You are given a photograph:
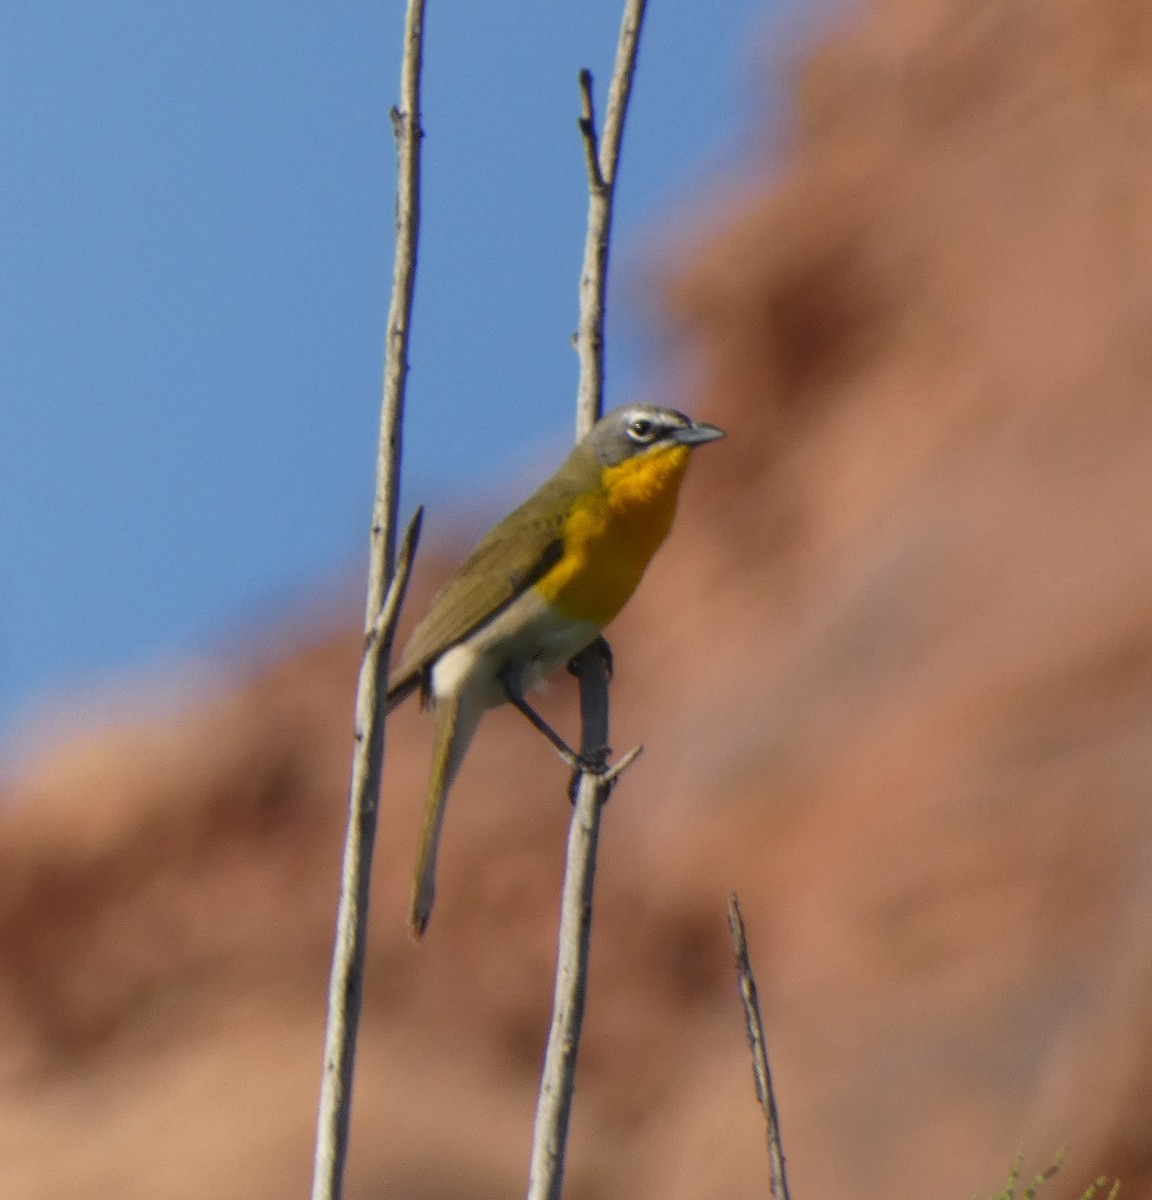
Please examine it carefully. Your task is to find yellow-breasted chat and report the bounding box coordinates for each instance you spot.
[387,403,725,937]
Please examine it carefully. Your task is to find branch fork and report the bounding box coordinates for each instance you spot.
[577,69,607,194]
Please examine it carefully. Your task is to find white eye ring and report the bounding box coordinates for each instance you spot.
[627,417,655,442]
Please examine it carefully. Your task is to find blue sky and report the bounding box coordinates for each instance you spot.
[0,1,809,742]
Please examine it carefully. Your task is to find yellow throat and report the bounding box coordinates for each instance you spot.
[535,443,692,626]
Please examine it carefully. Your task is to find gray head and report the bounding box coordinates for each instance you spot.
[582,403,725,468]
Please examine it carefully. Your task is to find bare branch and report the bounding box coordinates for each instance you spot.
[371,2,425,596]
[602,742,643,786]
[309,3,427,1198]
[574,0,648,438]
[369,507,424,643]
[727,893,793,1200]
[526,4,648,1198]
[597,0,646,191]
[577,69,605,194]
[527,646,611,1200]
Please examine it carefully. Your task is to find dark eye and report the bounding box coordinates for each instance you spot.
[627,417,655,442]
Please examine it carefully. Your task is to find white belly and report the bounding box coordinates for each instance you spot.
[429,587,601,710]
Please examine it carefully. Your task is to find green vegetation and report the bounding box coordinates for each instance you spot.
[981,1151,1119,1200]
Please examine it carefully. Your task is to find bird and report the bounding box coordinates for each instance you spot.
[387,402,725,937]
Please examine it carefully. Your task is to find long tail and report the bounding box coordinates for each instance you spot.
[408,693,482,939]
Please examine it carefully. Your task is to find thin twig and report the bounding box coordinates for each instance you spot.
[728,893,793,1200]
[309,3,426,1199]
[602,742,643,785]
[577,70,605,194]
[526,647,611,1200]
[574,0,648,438]
[526,4,648,1199]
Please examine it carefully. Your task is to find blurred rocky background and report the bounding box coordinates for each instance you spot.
[6,0,1152,1195]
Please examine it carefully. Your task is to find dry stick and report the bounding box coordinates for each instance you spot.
[525,647,614,1200]
[574,0,647,436]
[525,4,648,1200]
[728,894,793,1200]
[309,3,427,1199]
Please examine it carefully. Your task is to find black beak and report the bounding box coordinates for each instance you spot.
[672,421,726,446]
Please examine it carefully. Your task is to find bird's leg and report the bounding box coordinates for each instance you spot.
[504,691,582,769]
[565,636,613,767]
[567,635,613,681]
[500,670,602,774]
[563,638,616,801]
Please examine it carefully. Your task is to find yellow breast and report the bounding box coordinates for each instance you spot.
[535,443,691,626]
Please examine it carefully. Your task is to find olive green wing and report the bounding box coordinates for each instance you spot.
[388,487,572,701]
